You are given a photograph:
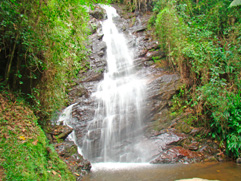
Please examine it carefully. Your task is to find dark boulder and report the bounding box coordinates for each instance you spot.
[90,7,106,20]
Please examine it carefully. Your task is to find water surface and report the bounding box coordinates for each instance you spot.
[83,162,241,181]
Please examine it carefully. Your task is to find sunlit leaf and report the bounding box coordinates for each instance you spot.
[19,136,26,140]
[229,0,241,7]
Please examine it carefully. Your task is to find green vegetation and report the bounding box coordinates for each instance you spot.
[0,0,108,125]
[150,0,241,158]
[0,92,75,180]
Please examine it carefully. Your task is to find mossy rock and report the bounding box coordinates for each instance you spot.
[54,141,78,158]
[90,7,106,20]
[65,144,78,157]
[45,125,73,143]
[175,122,192,134]
[152,108,173,131]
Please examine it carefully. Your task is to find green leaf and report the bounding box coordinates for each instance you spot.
[229,0,241,7]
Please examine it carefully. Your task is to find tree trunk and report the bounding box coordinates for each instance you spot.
[13,54,21,90]
[5,34,19,84]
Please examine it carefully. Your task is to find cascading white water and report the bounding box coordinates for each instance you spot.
[81,5,147,163]
[56,103,81,153]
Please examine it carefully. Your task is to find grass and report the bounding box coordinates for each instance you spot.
[0,92,75,180]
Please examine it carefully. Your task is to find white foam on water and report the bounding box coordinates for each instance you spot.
[91,162,152,172]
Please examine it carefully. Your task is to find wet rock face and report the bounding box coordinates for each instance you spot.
[147,116,222,164]
[150,129,203,164]
[144,73,181,123]
[151,146,202,164]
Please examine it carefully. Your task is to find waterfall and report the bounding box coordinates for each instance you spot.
[81,5,147,163]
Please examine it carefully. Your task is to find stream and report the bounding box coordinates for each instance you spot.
[83,162,241,181]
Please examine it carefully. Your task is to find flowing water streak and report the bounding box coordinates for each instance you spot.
[57,104,81,153]
[81,5,147,162]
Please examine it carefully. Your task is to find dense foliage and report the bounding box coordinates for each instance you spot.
[150,0,241,158]
[0,0,108,124]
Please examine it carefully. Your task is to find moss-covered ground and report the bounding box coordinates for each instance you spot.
[0,92,75,181]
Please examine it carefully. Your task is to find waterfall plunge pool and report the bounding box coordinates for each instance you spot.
[83,161,241,181]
